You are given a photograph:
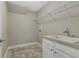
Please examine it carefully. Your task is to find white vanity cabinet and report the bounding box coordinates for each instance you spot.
[42,38,73,58]
[42,39,69,58]
[43,44,54,58]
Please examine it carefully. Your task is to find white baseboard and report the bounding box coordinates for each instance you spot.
[37,42,42,47]
[3,47,9,58]
[3,42,42,58]
[8,42,38,49]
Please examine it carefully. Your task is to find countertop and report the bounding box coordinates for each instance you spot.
[43,35,79,50]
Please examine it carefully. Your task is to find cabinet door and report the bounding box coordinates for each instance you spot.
[43,44,54,58]
[43,39,54,58]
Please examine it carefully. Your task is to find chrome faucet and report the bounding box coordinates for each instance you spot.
[63,27,70,36]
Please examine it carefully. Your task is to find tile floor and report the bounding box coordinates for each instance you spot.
[8,44,42,58]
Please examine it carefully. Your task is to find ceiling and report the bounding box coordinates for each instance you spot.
[7,1,48,14]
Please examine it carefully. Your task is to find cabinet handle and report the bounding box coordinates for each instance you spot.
[51,49,57,54]
[54,51,57,54]
[51,49,54,51]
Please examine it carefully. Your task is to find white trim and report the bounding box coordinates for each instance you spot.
[37,42,42,47]
[8,42,38,49]
[3,42,42,58]
[3,47,9,58]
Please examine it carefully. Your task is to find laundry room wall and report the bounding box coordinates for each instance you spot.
[8,11,37,46]
[0,1,8,57]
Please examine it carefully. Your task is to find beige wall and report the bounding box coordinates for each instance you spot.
[37,2,79,43]
[0,2,8,57]
[8,12,37,46]
[39,17,79,36]
[37,1,70,19]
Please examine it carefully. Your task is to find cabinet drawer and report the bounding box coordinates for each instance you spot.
[55,43,79,58]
